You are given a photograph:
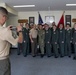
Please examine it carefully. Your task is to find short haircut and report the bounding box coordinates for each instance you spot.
[66,24,70,26]
[0,7,8,16]
[44,23,49,26]
[25,23,29,25]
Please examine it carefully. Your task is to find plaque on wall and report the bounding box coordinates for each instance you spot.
[72,18,76,22]
[18,19,28,23]
[65,15,71,26]
[45,16,55,24]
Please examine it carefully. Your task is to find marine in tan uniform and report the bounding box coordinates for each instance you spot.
[17,23,24,55]
[0,7,23,75]
[29,25,38,57]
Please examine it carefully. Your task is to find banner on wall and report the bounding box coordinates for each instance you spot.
[57,12,64,28]
[38,12,43,24]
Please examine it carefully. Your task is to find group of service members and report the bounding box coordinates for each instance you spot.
[17,22,76,60]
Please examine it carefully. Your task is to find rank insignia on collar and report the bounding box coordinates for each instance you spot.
[46,31,48,33]
[60,31,62,33]
[68,31,70,33]
[54,32,56,34]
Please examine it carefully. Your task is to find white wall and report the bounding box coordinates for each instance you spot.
[7,10,76,27]
[6,16,18,26]
[6,5,18,16]
[18,10,76,27]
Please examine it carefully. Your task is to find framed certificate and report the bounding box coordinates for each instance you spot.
[29,17,35,25]
[45,16,55,23]
[65,15,71,26]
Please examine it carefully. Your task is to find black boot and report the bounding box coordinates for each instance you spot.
[40,54,44,58]
[68,56,71,58]
[55,56,58,58]
[73,57,76,60]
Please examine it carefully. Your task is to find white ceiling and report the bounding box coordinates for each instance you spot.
[0,0,76,11]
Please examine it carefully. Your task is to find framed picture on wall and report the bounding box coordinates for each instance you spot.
[65,15,71,26]
[29,17,35,25]
[45,16,55,24]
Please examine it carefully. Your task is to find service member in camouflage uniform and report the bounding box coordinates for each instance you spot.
[38,25,45,58]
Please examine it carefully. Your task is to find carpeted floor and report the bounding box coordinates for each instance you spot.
[10,49,76,75]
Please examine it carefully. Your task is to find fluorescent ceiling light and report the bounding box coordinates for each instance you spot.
[13,5,35,7]
[66,4,76,6]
